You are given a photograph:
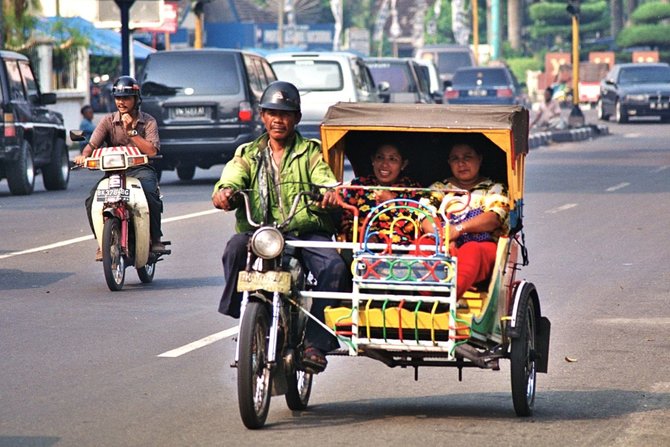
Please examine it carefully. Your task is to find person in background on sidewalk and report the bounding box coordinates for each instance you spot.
[74,76,167,261]
[531,87,566,130]
[78,105,96,152]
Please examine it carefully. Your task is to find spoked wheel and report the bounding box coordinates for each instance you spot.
[137,261,156,283]
[510,287,537,417]
[102,218,126,291]
[237,301,272,429]
[285,367,313,410]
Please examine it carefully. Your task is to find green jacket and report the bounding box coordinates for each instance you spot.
[213,132,338,234]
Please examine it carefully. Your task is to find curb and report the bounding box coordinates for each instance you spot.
[529,123,609,149]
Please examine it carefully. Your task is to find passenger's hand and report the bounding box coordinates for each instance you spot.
[213,187,235,211]
[74,154,86,166]
[320,190,339,208]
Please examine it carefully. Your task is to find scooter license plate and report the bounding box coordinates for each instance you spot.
[96,188,130,202]
[237,271,291,294]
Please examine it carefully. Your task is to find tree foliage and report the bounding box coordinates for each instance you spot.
[616,1,670,50]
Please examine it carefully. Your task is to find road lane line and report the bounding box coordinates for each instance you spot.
[158,326,239,358]
[651,166,669,173]
[545,203,577,214]
[0,209,221,261]
[605,182,630,192]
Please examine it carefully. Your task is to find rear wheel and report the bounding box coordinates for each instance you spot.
[6,141,35,195]
[176,164,195,181]
[285,368,313,411]
[43,138,70,190]
[237,301,272,429]
[511,287,537,417]
[137,261,156,283]
[102,218,126,291]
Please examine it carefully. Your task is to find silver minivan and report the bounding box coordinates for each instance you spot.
[266,51,381,139]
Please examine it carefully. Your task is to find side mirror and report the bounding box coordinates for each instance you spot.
[69,129,85,142]
[377,81,390,93]
[40,92,57,105]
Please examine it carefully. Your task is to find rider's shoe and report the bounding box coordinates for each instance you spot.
[151,241,170,254]
[95,247,103,262]
[301,346,328,374]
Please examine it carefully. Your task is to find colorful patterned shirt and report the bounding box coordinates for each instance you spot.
[340,175,423,244]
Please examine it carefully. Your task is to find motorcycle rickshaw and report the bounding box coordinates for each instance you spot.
[232,102,550,429]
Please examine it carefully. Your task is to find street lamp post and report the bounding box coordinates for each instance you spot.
[567,1,584,127]
[114,0,135,76]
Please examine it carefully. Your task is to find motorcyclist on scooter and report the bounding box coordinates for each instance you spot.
[212,81,349,374]
[74,75,167,260]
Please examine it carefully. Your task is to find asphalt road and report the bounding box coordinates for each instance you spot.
[1,113,669,446]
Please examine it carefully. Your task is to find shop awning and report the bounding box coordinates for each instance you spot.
[38,16,155,59]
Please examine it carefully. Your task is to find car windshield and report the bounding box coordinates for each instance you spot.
[437,52,473,74]
[271,60,343,91]
[452,69,509,87]
[367,62,414,93]
[618,66,670,84]
[140,52,241,96]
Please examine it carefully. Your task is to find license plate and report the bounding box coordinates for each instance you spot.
[96,188,130,202]
[237,271,291,294]
[171,106,206,118]
[467,89,488,97]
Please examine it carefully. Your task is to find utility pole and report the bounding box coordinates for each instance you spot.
[114,0,135,76]
[567,1,584,127]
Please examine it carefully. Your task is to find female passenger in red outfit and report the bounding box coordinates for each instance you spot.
[421,142,510,301]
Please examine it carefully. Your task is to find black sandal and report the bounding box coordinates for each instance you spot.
[302,346,328,374]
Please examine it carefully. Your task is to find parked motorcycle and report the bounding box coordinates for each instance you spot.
[70,130,170,291]
[232,187,330,429]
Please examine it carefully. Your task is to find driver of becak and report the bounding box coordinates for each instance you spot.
[212,81,349,374]
[75,75,167,260]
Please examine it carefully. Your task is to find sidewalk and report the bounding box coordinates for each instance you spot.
[528,105,609,149]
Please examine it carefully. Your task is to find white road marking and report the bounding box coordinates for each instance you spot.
[606,182,630,192]
[623,133,641,138]
[651,165,669,174]
[545,203,577,214]
[595,318,670,325]
[0,209,221,260]
[157,326,239,358]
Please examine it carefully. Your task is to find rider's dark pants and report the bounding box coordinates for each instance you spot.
[219,231,350,353]
[85,166,163,241]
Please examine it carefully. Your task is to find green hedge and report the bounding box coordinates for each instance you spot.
[617,24,670,48]
[631,2,670,24]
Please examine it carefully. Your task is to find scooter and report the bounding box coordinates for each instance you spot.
[70,130,170,291]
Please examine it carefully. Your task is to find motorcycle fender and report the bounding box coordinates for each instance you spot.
[127,176,150,268]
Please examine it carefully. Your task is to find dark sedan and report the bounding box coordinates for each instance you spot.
[443,66,528,107]
[597,62,670,123]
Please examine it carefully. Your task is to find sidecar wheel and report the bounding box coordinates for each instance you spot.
[510,287,537,416]
[237,301,272,429]
[137,261,156,283]
[285,368,313,411]
[102,219,125,291]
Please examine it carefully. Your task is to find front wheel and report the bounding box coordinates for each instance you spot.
[43,138,70,190]
[615,100,628,123]
[102,218,126,291]
[510,287,537,417]
[596,98,609,121]
[6,141,35,195]
[237,301,272,429]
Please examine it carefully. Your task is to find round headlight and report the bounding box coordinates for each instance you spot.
[250,227,284,259]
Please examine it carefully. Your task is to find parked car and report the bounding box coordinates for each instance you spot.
[596,62,670,124]
[0,50,68,195]
[415,44,476,89]
[365,57,435,104]
[443,66,528,107]
[138,49,277,180]
[266,51,381,139]
[415,58,443,103]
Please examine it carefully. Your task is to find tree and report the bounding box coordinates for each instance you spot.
[616,1,670,50]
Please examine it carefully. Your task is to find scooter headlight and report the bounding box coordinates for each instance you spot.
[250,227,284,259]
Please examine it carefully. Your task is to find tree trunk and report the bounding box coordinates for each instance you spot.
[625,0,638,26]
[611,0,623,37]
[508,0,522,51]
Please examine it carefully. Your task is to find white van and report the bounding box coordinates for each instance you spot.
[415,44,476,89]
[266,51,382,139]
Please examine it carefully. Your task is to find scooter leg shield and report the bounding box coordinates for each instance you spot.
[127,176,151,268]
[91,178,109,251]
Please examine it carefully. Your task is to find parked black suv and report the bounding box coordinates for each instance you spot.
[0,50,68,195]
[138,49,277,180]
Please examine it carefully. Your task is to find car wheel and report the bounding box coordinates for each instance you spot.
[6,141,35,195]
[596,98,609,121]
[615,100,628,124]
[43,138,70,190]
[176,164,196,181]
